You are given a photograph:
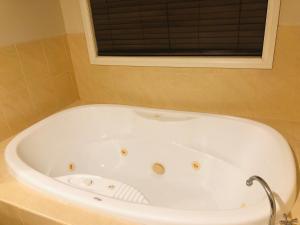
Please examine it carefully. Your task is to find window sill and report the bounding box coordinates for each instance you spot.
[89,55,273,69]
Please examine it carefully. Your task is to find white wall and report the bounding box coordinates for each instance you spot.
[60,0,84,34]
[0,0,66,46]
[280,0,300,25]
[59,0,300,35]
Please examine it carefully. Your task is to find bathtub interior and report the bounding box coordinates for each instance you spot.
[15,106,294,211]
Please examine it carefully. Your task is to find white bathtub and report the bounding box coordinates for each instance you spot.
[5,105,297,225]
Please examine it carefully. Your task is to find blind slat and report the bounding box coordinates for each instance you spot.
[90,0,268,56]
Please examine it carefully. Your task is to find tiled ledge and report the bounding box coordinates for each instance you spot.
[0,103,299,224]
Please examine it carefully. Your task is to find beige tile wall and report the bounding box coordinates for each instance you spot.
[0,201,67,225]
[67,26,300,123]
[0,201,23,225]
[0,35,79,142]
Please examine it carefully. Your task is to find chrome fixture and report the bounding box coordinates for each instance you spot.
[246,176,276,225]
[280,214,298,225]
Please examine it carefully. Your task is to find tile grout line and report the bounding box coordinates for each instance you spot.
[0,107,12,139]
[14,43,39,121]
[64,34,83,97]
[61,34,80,100]
[16,210,25,225]
[0,45,16,135]
[0,44,29,136]
[41,37,61,110]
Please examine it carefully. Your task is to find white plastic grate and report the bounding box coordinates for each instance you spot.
[56,174,149,205]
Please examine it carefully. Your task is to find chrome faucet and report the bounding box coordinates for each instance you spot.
[246,176,276,225]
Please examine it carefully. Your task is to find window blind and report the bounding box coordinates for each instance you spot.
[90,0,268,56]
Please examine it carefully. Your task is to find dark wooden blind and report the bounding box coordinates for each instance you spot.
[90,0,268,56]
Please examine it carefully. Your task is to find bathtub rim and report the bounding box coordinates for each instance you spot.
[4,104,298,225]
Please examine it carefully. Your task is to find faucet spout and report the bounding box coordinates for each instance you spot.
[246,176,276,225]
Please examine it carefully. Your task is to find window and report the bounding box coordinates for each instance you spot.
[80,0,281,68]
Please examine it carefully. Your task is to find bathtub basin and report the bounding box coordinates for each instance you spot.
[5,105,297,225]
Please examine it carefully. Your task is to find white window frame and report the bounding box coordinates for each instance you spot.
[79,0,281,69]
